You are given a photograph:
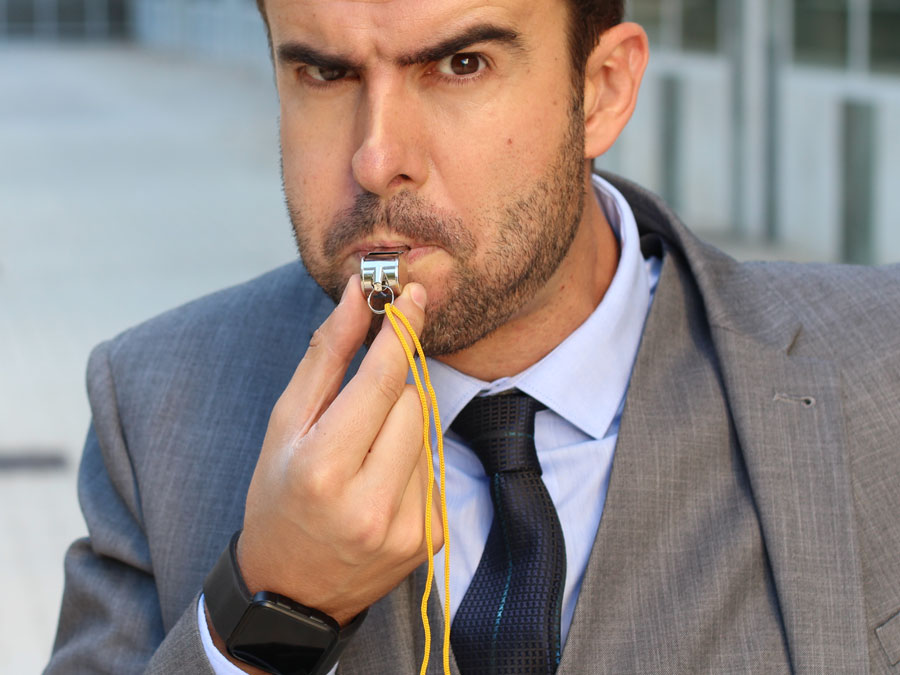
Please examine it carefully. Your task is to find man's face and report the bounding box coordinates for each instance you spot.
[270,0,587,354]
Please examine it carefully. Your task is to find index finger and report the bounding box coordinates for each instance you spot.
[309,281,428,472]
[275,274,372,437]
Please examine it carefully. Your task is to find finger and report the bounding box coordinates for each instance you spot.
[275,275,371,437]
[382,441,445,560]
[359,384,425,498]
[311,282,428,470]
[421,439,445,553]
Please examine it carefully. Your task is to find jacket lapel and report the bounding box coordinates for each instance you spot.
[561,239,793,672]
[710,326,869,673]
[608,173,869,672]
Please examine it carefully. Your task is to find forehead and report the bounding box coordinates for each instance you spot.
[266,0,566,57]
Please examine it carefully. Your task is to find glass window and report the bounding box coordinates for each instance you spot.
[870,0,900,73]
[681,0,719,52]
[629,0,664,45]
[58,0,87,38]
[794,0,849,67]
[6,0,36,36]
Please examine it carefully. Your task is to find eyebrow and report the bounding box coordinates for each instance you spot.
[397,24,524,66]
[276,23,525,72]
[277,43,355,72]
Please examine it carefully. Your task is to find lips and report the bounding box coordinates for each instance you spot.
[354,243,411,258]
[350,241,441,268]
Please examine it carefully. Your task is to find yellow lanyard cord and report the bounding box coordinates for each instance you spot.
[383,303,451,675]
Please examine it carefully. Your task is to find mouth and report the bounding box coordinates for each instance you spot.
[353,243,412,259]
[350,241,442,267]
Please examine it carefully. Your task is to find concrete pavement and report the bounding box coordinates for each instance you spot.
[0,41,294,672]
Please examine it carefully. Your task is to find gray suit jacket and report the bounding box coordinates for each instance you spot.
[46,176,900,673]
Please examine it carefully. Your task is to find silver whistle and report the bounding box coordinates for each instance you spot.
[360,251,407,314]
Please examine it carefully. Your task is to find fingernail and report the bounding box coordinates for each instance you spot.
[408,283,426,310]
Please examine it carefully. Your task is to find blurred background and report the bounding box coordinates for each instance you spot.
[1,0,898,671]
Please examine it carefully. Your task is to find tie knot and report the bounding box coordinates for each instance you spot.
[451,391,545,476]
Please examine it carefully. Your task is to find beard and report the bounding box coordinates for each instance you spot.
[287,97,586,356]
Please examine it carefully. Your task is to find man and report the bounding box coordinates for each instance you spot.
[47,0,900,673]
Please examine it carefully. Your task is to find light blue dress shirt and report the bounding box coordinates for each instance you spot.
[426,174,660,643]
[200,175,661,671]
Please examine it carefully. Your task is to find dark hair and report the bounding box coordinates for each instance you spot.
[254,0,624,82]
[566,0,625,82]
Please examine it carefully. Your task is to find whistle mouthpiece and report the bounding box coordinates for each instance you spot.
[360,250,407,314]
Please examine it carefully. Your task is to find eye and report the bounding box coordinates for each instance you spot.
[436,52,486,77]
[305,65,350,82]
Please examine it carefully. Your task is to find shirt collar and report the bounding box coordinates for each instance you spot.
[424,174,651,440]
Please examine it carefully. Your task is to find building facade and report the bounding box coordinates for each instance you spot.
[1,0,128,37]
[602,0,900,264]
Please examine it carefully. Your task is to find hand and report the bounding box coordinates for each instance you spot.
[238,276,443,626]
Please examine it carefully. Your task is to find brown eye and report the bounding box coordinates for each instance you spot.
[446,53,483,76]
[308,65,349,82]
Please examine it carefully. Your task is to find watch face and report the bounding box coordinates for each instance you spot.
[229,599,335,675]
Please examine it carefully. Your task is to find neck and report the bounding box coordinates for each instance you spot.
[436,174,619,381]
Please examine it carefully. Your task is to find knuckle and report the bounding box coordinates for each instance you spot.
[391,508,426,559]
[398,383,420,405]
[298,462,339,500]
[352,507,389,554]
[399,386,425,430]
[271,391,315,432]
[398,526,423,559]
[372,367,407,402]
[269,394,292,429]
[307,326,327,351]
[306,326,345,364]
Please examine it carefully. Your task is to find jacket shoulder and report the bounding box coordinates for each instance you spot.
[89,262,335,461]
[732,259,900,359]
[82,263,337,625]
[102,262,327,364]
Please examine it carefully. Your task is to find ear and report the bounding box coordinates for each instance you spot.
[582,22,649,160]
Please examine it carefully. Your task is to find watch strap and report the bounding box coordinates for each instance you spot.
[203,530,367,674]
[203,530,252,641]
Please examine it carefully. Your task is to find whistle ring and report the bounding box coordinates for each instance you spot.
[367,286,394,314]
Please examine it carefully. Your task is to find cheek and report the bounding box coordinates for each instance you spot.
[280,109,355,218]
[281,112,325,191]
[432,99,567,224]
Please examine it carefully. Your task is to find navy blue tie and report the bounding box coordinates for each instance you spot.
[450,391,566,675]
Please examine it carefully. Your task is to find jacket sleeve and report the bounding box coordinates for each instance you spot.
[44,341,215,674]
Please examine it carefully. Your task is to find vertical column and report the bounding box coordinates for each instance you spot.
[765,0,794,243]
[661,74,682,212]
[844,0,873,263]
[658,0,682,213]
[660,0,683,50]
[841,101,875,264]
[84,0,109,38]
[725,0,744,238]
[34,0,57,38]
[730,0,769,240]
[848,0,871,72]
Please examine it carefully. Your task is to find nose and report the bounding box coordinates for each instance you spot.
[351,78,428,197]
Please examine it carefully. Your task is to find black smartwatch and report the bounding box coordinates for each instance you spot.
[203,531,367,675]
